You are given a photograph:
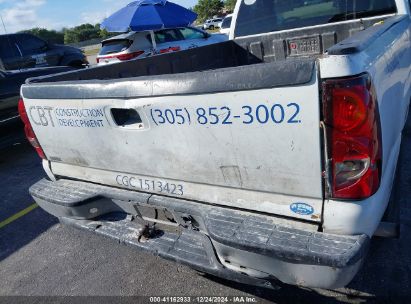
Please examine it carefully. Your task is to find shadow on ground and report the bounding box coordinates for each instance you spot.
[0,142,58,262]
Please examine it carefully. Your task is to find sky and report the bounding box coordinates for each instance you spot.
[0,0,198,34]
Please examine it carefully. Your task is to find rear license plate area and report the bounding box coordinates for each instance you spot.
[288,36,321,56]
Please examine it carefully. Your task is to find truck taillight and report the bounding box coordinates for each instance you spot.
[18,98,46,159]
[323,74,382,199]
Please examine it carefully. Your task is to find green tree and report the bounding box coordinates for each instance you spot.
[63,24,98,44]
[20,24,115,45]
[98,24,112,40]
[20,28,64,44]
[224,0,237,13]
[193,0,224,23]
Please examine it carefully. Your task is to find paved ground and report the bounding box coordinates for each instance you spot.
[0,116,410,303]
[86,54,97,66]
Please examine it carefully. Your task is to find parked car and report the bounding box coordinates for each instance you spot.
[97,27,227,65]
[202,18,223,30]
[20,0,411,291]
[219,14,233,35]
[0,66,73,149]
[0,33,88,70]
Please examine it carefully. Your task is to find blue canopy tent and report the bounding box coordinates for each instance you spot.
[100,0,198,33]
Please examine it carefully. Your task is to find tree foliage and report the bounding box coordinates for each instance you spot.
[63,23,102,44]
[20,24,113,45]
[20,28,64,44]
[224,0,237,12]
[193,0,224,23]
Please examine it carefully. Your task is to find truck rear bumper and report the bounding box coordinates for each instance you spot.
[30,178,370,289]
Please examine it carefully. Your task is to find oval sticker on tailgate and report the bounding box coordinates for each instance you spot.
[290,202,314,216]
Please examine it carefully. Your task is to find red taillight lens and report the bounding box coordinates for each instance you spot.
[116,50,145,61]
[159,46,181,54]
[18,98,46,159]
[97,50,145,63]
[323,74,382,199]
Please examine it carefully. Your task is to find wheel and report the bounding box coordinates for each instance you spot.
[209,25,214,30]
[68,61,85,69]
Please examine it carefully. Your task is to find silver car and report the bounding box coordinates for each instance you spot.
[97,27,227,65]
[202,18,223,30]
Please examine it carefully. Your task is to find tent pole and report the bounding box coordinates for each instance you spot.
[150,30,157,52]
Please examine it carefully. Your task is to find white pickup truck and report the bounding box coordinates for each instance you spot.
[19,0,411,289]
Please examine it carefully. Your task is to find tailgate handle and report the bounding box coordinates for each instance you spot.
[111,108,142,127]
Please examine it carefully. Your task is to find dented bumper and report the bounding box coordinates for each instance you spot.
[30,178,370,289]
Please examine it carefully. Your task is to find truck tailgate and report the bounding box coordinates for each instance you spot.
[22,68,323,221]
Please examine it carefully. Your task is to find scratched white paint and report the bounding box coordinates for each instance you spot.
[23,71,323,220]
[321,13,411,236]
[21,0,411,235]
